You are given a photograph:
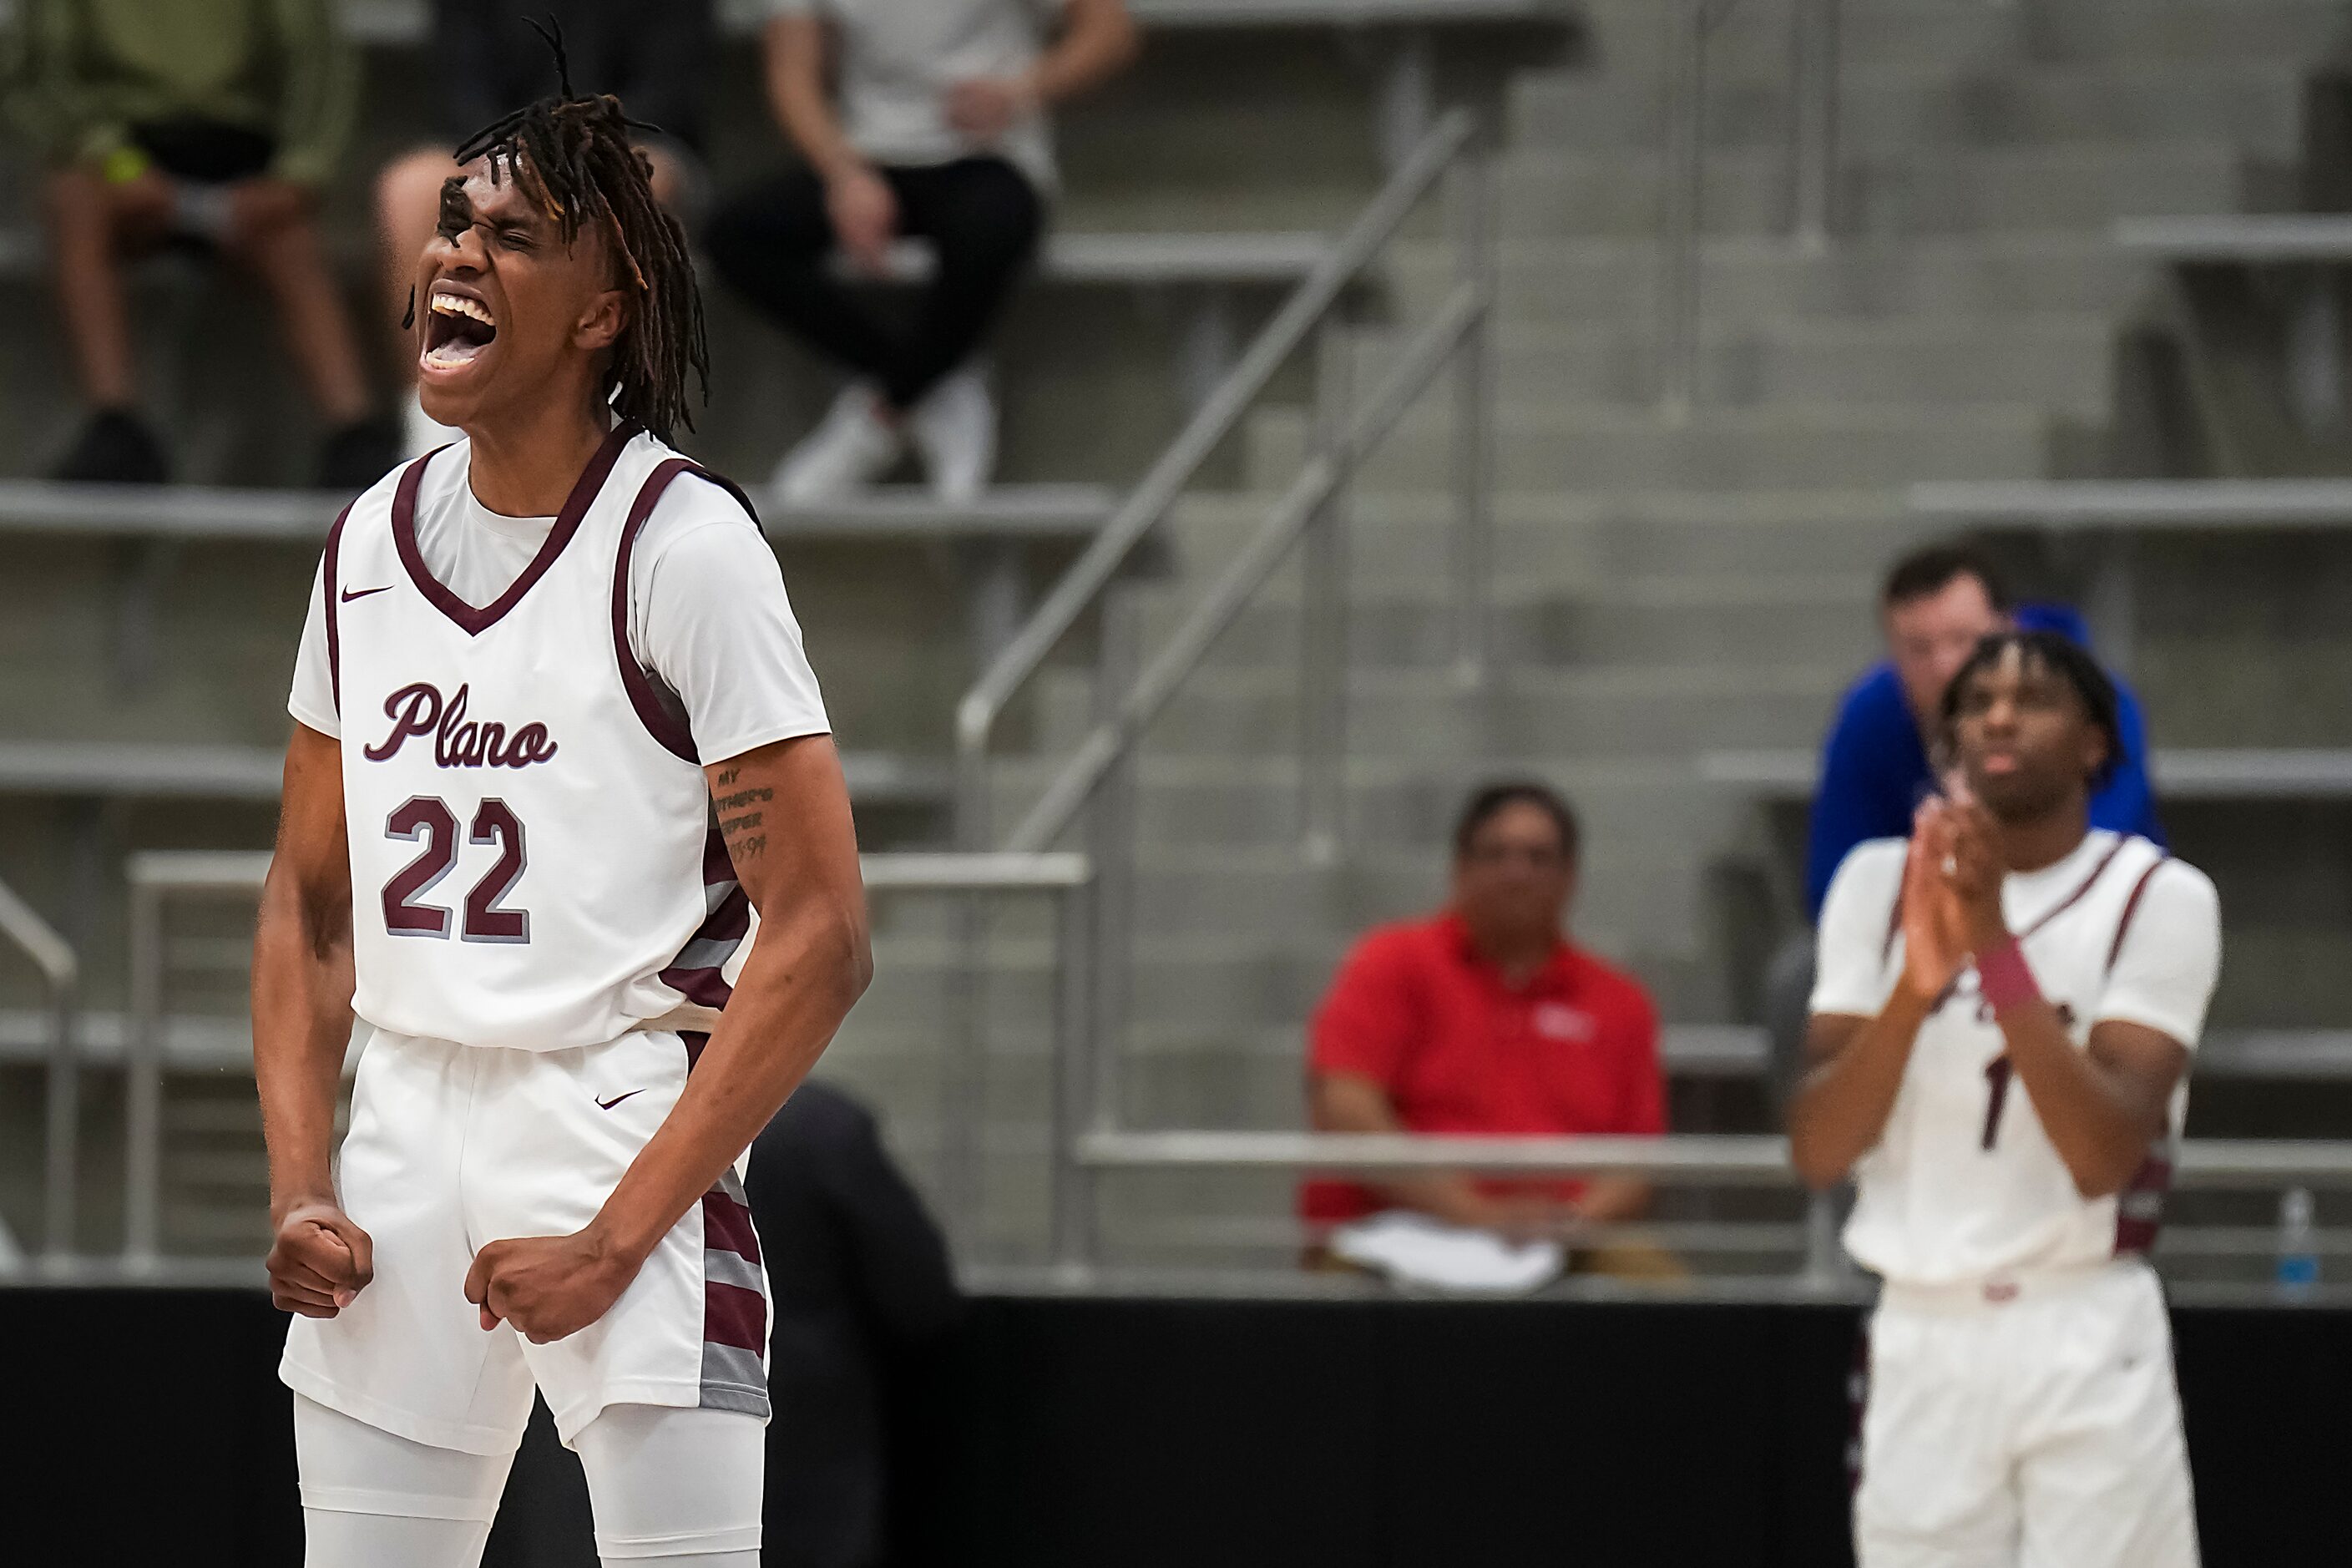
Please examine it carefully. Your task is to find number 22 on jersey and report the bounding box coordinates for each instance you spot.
[383,795,530,943]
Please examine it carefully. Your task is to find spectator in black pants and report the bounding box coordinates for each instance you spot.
[746,1080,961,1568]
[707,0,1137,504]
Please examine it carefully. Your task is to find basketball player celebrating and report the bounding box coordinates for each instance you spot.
[1791,630,2220,1568]
[251,72,869,1568]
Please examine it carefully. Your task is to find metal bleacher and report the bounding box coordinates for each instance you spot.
[0,478,1119,544]
[1906,476,2352,673]
[0,478,1112,829]
[0,736,953,810]
[2114,212,2352,454]
[336,0,1574,43]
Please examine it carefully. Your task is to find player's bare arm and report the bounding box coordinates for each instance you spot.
[254,721,374,1318]
[1788,806,1968,1188]
[1943,800,2188,1197]
[467,734,871,1342]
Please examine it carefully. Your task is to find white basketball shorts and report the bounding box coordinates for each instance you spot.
[281,1025,770,1455]
[1854,1260,2198,1568]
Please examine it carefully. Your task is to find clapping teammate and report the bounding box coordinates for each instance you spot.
[1791,630,2220,1568]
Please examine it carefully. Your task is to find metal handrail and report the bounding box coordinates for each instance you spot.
[0,876,78,1260]
[953,107,1492,847]
[1657,0,1843,412]
[1076,1130,2352,1189]
[1005,282,1489,852]
[119,848,1097,1266]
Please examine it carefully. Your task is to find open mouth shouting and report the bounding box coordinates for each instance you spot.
[422,285,498,372]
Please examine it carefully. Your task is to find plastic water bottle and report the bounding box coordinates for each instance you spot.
[2277,1187,2319,1293]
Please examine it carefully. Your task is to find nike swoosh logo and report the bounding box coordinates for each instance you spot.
[595,1090,645,1111]
[340,584,394,603]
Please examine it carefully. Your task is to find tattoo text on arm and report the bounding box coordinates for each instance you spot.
[714,774,771,863]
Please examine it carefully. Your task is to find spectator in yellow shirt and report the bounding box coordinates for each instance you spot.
[8,0,392,487]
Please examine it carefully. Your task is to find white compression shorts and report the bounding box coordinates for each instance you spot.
[295,1394,764,1566]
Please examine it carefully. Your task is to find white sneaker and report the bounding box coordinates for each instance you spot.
[403,389,453,458]
[908,363,996,505]
[774,382,903,503]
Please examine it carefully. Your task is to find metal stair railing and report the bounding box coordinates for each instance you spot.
[1657,0,1844,415]
[953,106,1496,854]
[949,112,1495,1271]
[1070,1129,2352,1287]
[0,875,79,1262]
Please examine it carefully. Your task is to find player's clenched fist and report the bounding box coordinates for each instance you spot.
[267,1201,374,1318]
[464,1231,639,1345]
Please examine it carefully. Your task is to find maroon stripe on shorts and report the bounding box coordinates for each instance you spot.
[702,1282,767,1353]
[703,1188,761,1265]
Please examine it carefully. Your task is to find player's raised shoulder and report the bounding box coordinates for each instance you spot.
[1821,835,1909,916]
[2132,853,2221,942]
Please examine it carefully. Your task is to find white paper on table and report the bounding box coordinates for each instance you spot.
[1327,1210,1564,1295]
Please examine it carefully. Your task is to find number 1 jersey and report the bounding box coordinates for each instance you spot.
[1810,830,2221,1287]
[318,426,769,1052]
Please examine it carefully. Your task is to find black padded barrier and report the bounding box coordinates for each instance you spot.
[12,1289,2346,1565]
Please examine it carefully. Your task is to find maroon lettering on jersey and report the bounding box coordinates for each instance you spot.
[362,680,559,768]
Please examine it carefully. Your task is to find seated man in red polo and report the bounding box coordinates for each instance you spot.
[1304,782,1669,1286]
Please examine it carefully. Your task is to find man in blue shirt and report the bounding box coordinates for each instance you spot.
[1803,542,2162,918]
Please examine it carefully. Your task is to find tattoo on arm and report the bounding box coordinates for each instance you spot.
[719,803,767,862]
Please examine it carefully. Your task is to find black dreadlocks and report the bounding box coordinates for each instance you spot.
[442,20,708,443]
[1939,629,2125,790]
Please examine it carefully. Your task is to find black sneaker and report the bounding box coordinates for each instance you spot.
[53,408,169,484]
[316,418,402,492]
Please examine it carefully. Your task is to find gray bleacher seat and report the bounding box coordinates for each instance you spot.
[1910,478,2352,530]
[1701,746,2352,802]
[2114,215,2352,445]
[0,477,1116,544]
[1650,1024,2352,1089]
[334,0,1570,176]
[0,213,1334,417]
[15,1009,2344,1085]
[0,737,951,810]
[0,478,1117,671]
[1909,477,2352,675]
[841,232,1334,407]
[340,0,1571,45]
[862,231,1331,289]
[2117,215,2352,264]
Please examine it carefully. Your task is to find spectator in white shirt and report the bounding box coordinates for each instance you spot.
[706,0,1138,503]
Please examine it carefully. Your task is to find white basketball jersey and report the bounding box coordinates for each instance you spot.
[1814,830,2220,1287]
[321,425,755,1051]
